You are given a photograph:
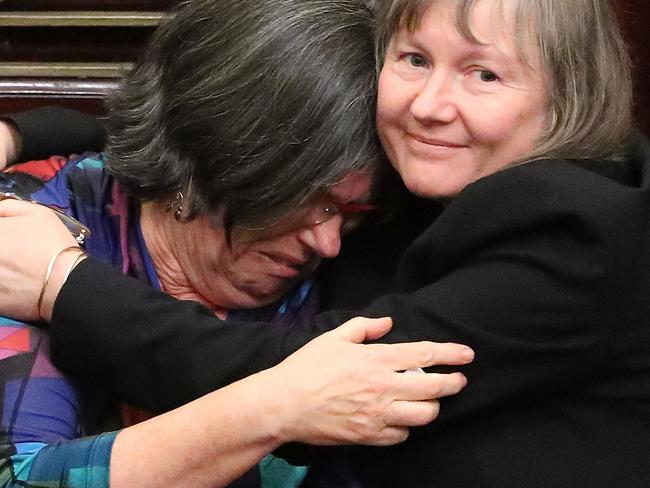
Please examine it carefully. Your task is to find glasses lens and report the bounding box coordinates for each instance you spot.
[241,194,375,237]
[309,203,340,227]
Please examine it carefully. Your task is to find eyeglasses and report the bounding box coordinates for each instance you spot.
[0,191,92,245]
[243,193,376,237]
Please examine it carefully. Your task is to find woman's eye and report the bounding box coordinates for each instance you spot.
[405,53,427,68]
[478,69,498,82]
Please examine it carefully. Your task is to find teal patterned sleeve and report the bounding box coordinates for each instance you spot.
[0,432,118,488]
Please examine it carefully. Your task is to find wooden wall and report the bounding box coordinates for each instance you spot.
[0,1,175,114]
[1,0,649,132]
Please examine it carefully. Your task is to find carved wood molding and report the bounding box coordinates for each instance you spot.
[0,11,164,26]
[0,0,175,11]
[0,62,132,78]
[0,77,118,98]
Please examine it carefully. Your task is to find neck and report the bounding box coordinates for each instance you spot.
[139,201,228,317]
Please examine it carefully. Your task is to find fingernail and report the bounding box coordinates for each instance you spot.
[462,346,475,362]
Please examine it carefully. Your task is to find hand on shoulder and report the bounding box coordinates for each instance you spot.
[256,316,473,446]
[0,198,80,321]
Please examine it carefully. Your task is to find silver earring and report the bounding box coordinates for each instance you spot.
[166,190,184,221]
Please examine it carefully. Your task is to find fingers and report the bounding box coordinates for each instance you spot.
[328,316,393,344]
[362,317,394,341]
[328,317,474,369]
[277,318,474,447]
[380,373,467,435]
[373,340,474,371]
[0,198,77,244]
[384,400,440,427]
[366,426,410,447]
[391,371,467,401]
[0,198,41,217]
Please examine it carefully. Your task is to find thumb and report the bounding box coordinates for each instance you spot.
[328,316,393,344]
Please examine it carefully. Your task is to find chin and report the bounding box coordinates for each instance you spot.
[243,284,294,308]
[400,173,451,200]
[401,161,479,200]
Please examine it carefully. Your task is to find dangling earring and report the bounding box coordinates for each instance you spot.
[166,190,184,221]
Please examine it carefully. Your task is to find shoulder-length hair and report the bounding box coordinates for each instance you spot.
[375,0,634,162]
[106,0,380,230]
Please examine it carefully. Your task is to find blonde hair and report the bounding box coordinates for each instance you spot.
[376,0,634,161]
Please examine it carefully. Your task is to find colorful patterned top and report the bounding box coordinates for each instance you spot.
[0,154,318,487]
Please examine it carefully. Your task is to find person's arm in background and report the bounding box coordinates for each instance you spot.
[0,106,106,169]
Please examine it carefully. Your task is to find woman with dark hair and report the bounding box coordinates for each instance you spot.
[0,0,473,487]
[3,0,650,486]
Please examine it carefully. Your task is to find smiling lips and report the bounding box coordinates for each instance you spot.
[407,133,467,149]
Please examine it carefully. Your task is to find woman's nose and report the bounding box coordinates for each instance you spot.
[410,73,458,124]
[296,215,343,258]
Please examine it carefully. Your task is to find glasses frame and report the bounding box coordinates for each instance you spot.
[242,193,376,235]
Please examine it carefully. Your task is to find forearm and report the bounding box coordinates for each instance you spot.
[1,380,280,488]
[111,369,282,488]
[51,258,319,410]
[110,316,471,486]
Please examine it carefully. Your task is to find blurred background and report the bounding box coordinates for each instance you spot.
[0,0,649,133]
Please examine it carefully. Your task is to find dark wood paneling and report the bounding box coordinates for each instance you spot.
[0,26,154,63]
[0,2,175,113]
[0,96,106,114]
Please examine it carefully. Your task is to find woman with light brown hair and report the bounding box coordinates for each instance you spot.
[1,0,649,486]
[0,0,475,487]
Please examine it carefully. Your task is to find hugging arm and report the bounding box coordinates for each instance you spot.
[47,160,629,428]
[1,159,622,430]
[108,316,468,488]
[0,311,468,488]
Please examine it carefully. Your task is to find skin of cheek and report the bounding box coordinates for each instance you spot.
[376,0,550,199]
[470,100,549,175]
[377,70,549,199]
[165,172,374,309]
[217,235,315,305]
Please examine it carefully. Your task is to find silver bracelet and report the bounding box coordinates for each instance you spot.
[37,245,81,321]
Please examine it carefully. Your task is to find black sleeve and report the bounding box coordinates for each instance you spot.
[50,258,320,411]
[50,159,637,423]
[2,106,106,162]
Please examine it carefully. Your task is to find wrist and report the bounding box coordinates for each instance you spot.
[39,248,87,321]
[249,368,293,446]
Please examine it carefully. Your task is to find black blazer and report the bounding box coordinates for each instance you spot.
[23,112,650,487]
